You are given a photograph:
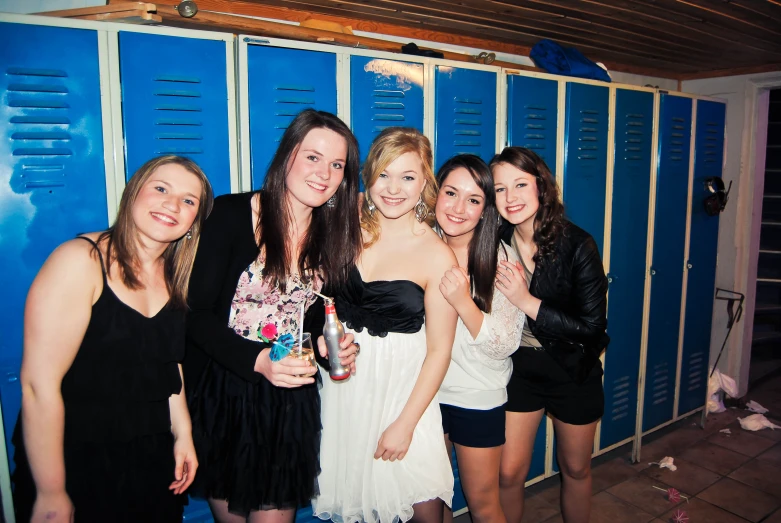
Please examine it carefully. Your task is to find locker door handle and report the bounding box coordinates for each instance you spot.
[6,372,18,383]
[687,262,693,269]
[650,268,657,276]
[607,273,617,284]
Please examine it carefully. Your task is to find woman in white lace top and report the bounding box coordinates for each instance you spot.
[436,155,525,523]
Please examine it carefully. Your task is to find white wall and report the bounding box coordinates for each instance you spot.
[682,71,781,395]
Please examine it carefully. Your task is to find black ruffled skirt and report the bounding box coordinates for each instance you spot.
[188,359,321,516]
[12,423,186,523]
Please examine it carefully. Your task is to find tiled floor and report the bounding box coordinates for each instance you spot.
[454,374,781,523]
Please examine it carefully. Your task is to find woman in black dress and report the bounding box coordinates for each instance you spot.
[492,147,608,523]
[185,109,361,523]
[13,155,213,523]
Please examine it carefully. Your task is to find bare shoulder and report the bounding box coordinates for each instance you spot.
[417,228,457,278]
[37,235,104,288]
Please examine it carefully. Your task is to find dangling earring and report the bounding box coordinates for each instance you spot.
[497,215,503,226]
[185,229,193,240]
[326,195,336,208]
[366,195,376,214]
[414,196,429,223]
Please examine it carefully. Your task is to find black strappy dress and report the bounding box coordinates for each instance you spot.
[12,236,187,523]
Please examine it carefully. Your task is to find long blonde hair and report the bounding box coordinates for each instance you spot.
[361,127,437,247]
[97,155,214,309]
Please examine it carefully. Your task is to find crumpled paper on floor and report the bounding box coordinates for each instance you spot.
[738,413,781,431]
[746,400,769,414]
[649,456,677,471]
[707,368,738,413]
[720,428,731,434]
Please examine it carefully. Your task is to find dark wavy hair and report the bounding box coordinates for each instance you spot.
[257,109,361,290]
[436,154,501,313]
[489,147,564,268]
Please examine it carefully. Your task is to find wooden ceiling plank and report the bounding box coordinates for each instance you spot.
[597,0,781,52]
[530,0,781,54]
[357,0,715,57]
[727,0,781,23]
[266,0,714,65]
[669,0,781,37]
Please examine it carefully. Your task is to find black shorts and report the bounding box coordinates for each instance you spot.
[440,403,506,448]
[506,347,604,425]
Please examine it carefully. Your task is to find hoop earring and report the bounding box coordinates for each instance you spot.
[326,195,336,208]
[414,196,429,223]
[185,229,193,240]
[366,196,376,214]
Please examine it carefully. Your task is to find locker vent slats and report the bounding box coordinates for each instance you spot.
[152,75,207,155]
[6,66,74,182]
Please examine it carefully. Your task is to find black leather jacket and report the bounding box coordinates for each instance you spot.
[501,220,610,384]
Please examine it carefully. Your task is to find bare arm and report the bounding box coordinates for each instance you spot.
[168,364,198,494]
[20,240,99,519]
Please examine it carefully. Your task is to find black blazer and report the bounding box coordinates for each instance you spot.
[502,220,610,384]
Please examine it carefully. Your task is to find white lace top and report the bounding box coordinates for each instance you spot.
[439,241,526,410]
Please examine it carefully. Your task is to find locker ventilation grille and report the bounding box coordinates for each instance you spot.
[6,66,72,188]
[650,361,670,406]
[623,112,647,161]
[154,76,205,155]
[685,351,705,392]
[452,96,483,155]
[371,89,406,133]
[576,109,602,161]
[610,375,631,421]
[703,122,721,163]
[522,103,552,153]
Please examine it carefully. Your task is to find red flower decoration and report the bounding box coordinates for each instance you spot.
[259,323,278,342]
[672,509,689,523]
[668,488,681,503]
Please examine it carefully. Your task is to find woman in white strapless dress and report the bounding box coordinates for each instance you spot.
[314,128,458,523]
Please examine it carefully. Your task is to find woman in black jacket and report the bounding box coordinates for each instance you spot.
[491,147,608,523]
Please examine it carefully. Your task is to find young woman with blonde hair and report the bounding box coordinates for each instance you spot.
[314,127,458,523]
[13,155,213,523]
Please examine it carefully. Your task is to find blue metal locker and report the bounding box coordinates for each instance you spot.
[678,100,725,415]
[643,94,692,431]
[351,56,424,192]
[247,45,337,189]
[118,32,232,196]
[507,75,558,174]
[434,66,496,171]
[0,22,108,462]
[563,83,609,253]
[529,417,547,480]
[351,56,424,162]
[600,89,654,448]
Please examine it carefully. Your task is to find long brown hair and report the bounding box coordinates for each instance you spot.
[257,109,361,290]
[437,154,500,313]
[361,127,437,247]
[489,147,564,268]
[98,155,214,309]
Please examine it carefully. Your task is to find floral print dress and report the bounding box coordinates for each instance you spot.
[228,256,322,343]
